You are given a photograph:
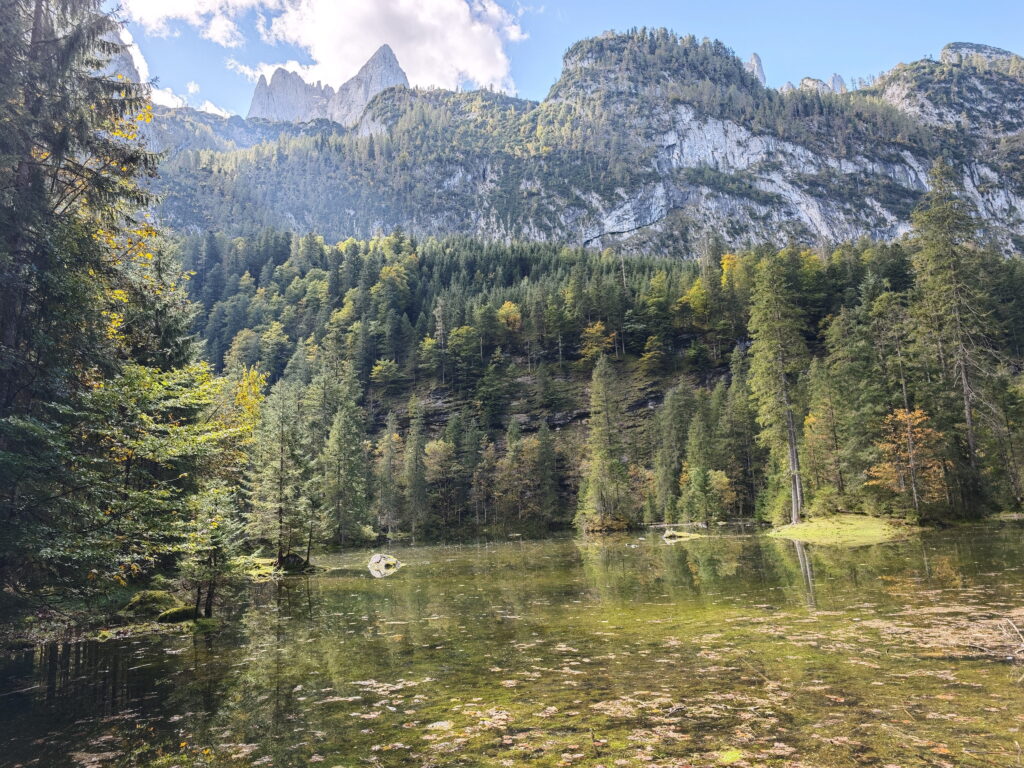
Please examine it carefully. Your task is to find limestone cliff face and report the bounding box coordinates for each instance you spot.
[246,45,407,125]
[151,32,1024,254]
[327,45,408,125]
[744,54,766,86]
[941,42,1020,65]
[247,68,334,122]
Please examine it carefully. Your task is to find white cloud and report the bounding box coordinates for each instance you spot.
[203,13,245,47]
[186,80,201,94]
[121,0,268,41]
[151,86,187,108]
[227,57,305,82]
[198,100,232,117]
[122,0,527,92]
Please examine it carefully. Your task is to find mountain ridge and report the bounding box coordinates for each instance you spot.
[145,29,1024,254]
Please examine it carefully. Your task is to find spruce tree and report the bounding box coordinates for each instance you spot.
[909,160,996,513]
[403,401,428,536]
[374,412,403,536]
[320,364,370,543]
[748,256,809,524]
[576,357,632,531]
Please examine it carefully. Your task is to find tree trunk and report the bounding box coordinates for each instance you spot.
[780,371,804,525]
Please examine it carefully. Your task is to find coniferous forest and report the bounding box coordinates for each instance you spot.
[3,0,1024,618]
[9,3,1024,768]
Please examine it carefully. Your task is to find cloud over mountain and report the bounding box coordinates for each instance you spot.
[121,0,526,92]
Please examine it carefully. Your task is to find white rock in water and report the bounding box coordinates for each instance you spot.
[368,553,403,578]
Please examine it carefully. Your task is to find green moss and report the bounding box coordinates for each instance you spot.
[157,605,197,623]
[234,555,278,581]
[118,590,183,620]
[767,514,916,547]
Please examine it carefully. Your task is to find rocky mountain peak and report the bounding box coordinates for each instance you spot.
[744,53,766,86]
[247,45,407,125]
[328,44,409,126]
[799,77,831,95]
[940,42,1020,65]
[828,74,848,94]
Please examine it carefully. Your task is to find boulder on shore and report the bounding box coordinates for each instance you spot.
[278,552,316,573]
[157,605,197,623]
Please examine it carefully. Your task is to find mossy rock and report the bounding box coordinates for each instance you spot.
[156,605,197,623]
[278,552,316,573]
[119,590,183,620]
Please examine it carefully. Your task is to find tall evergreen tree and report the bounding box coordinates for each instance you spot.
[909,160,997,513]
[576,357,632,531]
[748,257,809,524]
[320,364,370,543]
[403,401,428,536]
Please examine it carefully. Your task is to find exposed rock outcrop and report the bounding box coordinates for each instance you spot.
[940,41,1021,66]
[800,77,832,95]
[248,68,334,122]
[328,45,409,125]
[744,53,766,86]
[829,73,848,94]
[247,45,408,125]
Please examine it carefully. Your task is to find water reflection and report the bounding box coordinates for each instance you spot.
[2,521,1024,768]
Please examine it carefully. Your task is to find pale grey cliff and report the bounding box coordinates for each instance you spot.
[799,77,831,95]
[744,53,766,86]
[328,45,409,125]
[940,42,1020,65]
[149,32,1024,254]
[246,45,408,125]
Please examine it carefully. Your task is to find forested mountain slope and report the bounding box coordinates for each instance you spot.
[143,30,1024,253]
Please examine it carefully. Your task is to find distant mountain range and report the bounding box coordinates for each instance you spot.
[138,31,1024,254]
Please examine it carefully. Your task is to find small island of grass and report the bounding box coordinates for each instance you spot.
[768,514,917,547]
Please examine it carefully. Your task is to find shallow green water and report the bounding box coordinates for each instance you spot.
[3,523,1024,768]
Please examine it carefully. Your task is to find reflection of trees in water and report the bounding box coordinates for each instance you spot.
[792,541,817,610]
[576,535,809,602]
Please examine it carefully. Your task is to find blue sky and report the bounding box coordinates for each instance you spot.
[119,0,1024,117]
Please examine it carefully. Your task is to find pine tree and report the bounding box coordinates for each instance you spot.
[909,160,996,513]
[251,378,314,566]
[535,422,560,521]
[403,401,428,536]
[320,363,370,544]
[576,357,632,531]
[748,256,809,524]
[374,412,403,536]
[650,380,697,523]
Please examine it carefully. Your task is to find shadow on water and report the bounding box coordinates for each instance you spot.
[3,520,1024,767]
